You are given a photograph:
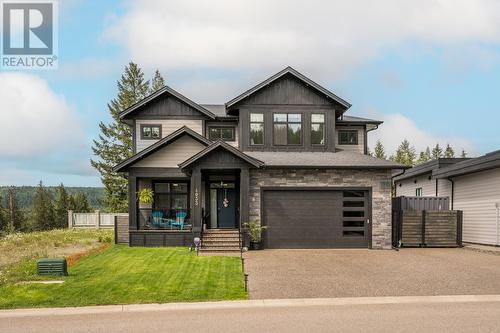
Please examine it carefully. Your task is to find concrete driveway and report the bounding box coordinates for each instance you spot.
[244,248,500,299]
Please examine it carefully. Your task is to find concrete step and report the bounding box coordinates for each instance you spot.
[203,229,239,234]
[198,251,241,257]
[200,246,241,251]
[202,239,240,244]
[202,236,241,241]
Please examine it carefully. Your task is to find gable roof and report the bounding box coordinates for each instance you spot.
[113,126,211,172]
[392,158,470,182]
[178,141,264,169]
[246,151,406,169]
[225,66,351,110]
[434,150,500,179]
[119,86,216,120]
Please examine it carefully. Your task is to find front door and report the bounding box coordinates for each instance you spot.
[217,188,237,228]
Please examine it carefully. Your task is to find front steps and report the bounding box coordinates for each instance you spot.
[199,229,241,256]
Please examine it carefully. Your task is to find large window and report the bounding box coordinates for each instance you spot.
[209,127,235,141]
[273,113,302,145]
[141,124,161,140]
[311,114,325,145]
[250,113,264,145]
[338,130,358,145]
[153,182,189,217]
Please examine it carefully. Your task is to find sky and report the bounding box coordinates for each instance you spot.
[1,0,500,187]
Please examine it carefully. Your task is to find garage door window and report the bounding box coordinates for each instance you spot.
[342,191,365,237]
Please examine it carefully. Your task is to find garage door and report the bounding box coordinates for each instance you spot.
[262,189,369,249]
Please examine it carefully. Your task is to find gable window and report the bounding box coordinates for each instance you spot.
[273,113,302,145]
[311,114,325,145]
[338,130,358,145]
[141,124,161,140]
[250,113,264,145]
[209,127,235,141]
[415,187,423,197]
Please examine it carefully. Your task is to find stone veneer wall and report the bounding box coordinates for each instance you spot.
[249,168,393,249]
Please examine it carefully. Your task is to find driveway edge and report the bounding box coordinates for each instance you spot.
[2,295,500,318]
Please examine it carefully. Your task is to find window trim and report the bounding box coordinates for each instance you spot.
[208,126,235,141]
[140,124,162,140]
[338,129,358,145]
[249,112,265,146]
[272,112,303,146]
[311,113,326,146]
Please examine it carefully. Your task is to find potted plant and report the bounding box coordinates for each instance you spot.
[137,188,154,209]
[243,220,268,250]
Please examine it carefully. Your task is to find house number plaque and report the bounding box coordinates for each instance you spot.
[194,188,199,206]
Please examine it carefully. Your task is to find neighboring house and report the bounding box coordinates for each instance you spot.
[114,66,405,250]
[394,151,500,246]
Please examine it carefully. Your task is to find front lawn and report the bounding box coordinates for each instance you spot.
[0,246,246,309]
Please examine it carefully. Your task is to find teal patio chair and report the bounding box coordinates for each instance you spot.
[168,211,187,230]
[152,211,169,229]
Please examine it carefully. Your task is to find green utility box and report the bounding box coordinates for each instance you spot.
[37,258,68,276]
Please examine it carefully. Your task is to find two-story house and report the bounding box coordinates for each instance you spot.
[114,67,404,250]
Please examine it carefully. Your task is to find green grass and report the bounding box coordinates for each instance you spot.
[0,246,247,309]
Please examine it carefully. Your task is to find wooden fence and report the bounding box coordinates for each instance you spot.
[68,210,128,229]
[392,210,463,248]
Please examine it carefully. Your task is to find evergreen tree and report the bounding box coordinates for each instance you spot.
[391,139,416,166]
[373,140,387,159]
[54,184,70,228]
[431,144,443,160]
[6,187,23,232]
[150,69,165,93]
[460,149,467,158]
[0,194,6,233]
[32,181,55,230]
[91,62,150,212]
[417,147,431,164]
[444,144,455,158]
[69,193,92,213]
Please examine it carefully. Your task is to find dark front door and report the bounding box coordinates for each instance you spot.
[216,188,237,228]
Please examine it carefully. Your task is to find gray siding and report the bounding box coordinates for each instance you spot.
[134,135,206,168]
[136,119,203,151]
[335,126,365,154]
[454,168,500,245]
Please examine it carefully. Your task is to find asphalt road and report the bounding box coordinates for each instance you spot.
[2,297,500,333]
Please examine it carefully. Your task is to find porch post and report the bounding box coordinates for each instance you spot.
[128,175,137,230]
[191,168,202,237]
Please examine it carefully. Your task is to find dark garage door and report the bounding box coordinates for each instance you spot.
[262,189,370,249]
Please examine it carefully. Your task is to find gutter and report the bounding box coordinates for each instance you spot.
[391,169,407,197]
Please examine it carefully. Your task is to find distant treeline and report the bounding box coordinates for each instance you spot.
[0,186,104,210]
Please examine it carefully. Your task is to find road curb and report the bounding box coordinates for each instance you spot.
[2,294,500,318]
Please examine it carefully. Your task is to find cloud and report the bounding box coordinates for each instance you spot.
[55,58,121,80]
[368,113,477,156]
[103,0,500,83]
[0,72,84,157]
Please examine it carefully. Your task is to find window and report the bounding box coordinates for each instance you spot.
[273,113,302,145]
[415,187,423,197]
[338,130,358,145]
[141,124,161,140]
[311,114,325,145]
[209,127,235,141]
[153,182,189,218]
[250,113,264,145]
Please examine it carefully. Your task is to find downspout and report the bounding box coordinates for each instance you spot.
[448,177,454,210]
[365,124,379,155]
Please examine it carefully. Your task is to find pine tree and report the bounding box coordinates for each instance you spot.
[0,194,6,233]
[6,187,23,232]
[444,144,455,158]
[417,147,431,164]
[431,144,443,160]
[150,69,165,94]
[460,149,467,158]
[391,139,416,166]
[91,62,150,212]
[54,184,70,228]
[32,181,55,230]
[373,140,387,159]
[69,193,92,213]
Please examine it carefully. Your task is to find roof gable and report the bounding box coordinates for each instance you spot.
[226,66,351,111]
[179,141,264,169]
[114,126,211,172]
[119,86,216,120]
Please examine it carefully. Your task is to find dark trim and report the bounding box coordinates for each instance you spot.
[226,66,351,110]
[208,126,236,141]
[310,112,326,147]
[119,85,216,120]
[139,124,162,140]
[435,179,438,196]
[259,186,372,249]
[363,125,368,155]
[128,167,188,178]
[179,141,264,169]
[338,129,358,145]
[249,112,265,146]
[132,121,137,154]
[114,126,211,172]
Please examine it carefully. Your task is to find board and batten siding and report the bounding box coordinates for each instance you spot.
[133,135,206,168]
[335,126,364,154]
[453,167,500,245]
[135,119,203,152]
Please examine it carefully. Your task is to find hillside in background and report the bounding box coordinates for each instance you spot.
[0,186,104,210]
